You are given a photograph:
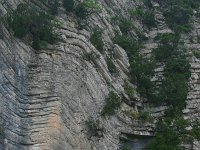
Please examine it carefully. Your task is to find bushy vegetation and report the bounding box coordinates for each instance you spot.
[139,111,152,121]
[41,0,60,15]
[190,121,200,140]
[164,57,191,79]
[193,50,200,59]
[113,34,139,53]
[63,0,75,12]
[153,33,180,61]
[143,0,153,8]
[49,0,60,15]
[130,56,156,98]
[6,3,59,50]
[106,57,118,75]
[117,17,134,35]
[63,0,100,19]
[113,26,155,99]
[147,110,200,150]
[114,8,191,119]
[63,0,101,29]
[125,110,152,122]
[75,0,101,19]
[156,74,188,108]
[123,81,136,101]
[160,0,200,33]
[101,91,121,116]
[129,8,156,29]
[112,1,196,149]
[85,118,103,138]
[90,28,104,53]
[151,33,191,109]
[112,15,157,99]
[147,31,192,149]
[147,116,190,150]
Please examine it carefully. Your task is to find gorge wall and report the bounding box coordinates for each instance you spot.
[0,0,200,150]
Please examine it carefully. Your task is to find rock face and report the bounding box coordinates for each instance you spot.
[0,0,200,150]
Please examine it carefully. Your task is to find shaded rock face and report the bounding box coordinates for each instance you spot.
[0,0,200,150]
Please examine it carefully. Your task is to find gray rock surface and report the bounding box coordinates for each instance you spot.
[0,0,200,149]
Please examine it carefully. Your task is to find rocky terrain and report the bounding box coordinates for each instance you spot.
[0,0,200,150]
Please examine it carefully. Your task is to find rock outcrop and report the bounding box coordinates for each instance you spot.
[0,0,200,150]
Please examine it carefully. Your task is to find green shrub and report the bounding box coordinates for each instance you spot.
[164,6,192,33]
[154,55,191,108]
[153,33,180,61]
[63,0,100,20]
[123,81,136,101]
[130,111,140,119]
[141,10,156,28]
[135,28,149,42]
[40,0,60,15]
[90,28,104,53]
[75,3,88,19]
[113,34,139,54]
[101,91,121,116]
[85,118,103,138]
[190,121,200,140]
[129,8,156,29]
[130,56,156,98]
[6,3,58,50]
[50,0,60,15]
[193,51,200,58]
[106,57,118,75]
[153,44,175,61]
[125,111,152,122]
[154,33,180,45]
[158,74,188,109]
[147,9,192,147]
[75,0,101,19]
[147,117,190,150]
[160,0,200,33]
[114,32,155,99]
[63,0,75,12]
[139,111,152,121]
[129,8,144,18]
[118,18,134,34]
[143,0,153,8]
[164,57,191,79]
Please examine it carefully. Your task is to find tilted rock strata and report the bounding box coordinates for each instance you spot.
[0,0,200,149]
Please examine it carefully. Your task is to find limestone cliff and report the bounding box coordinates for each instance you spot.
[0,0,200,150]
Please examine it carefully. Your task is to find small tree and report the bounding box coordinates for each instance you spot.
[106,57,118,75]
[90,28,104,53]
[85,118,103,138]
[63,0,75,12]
[6,3,59,50]
[75,0,101,19]
[101,91,121,116]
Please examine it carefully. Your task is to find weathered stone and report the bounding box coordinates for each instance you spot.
[0,0,200,149]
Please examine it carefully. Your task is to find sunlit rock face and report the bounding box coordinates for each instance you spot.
[0,0,200,149]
